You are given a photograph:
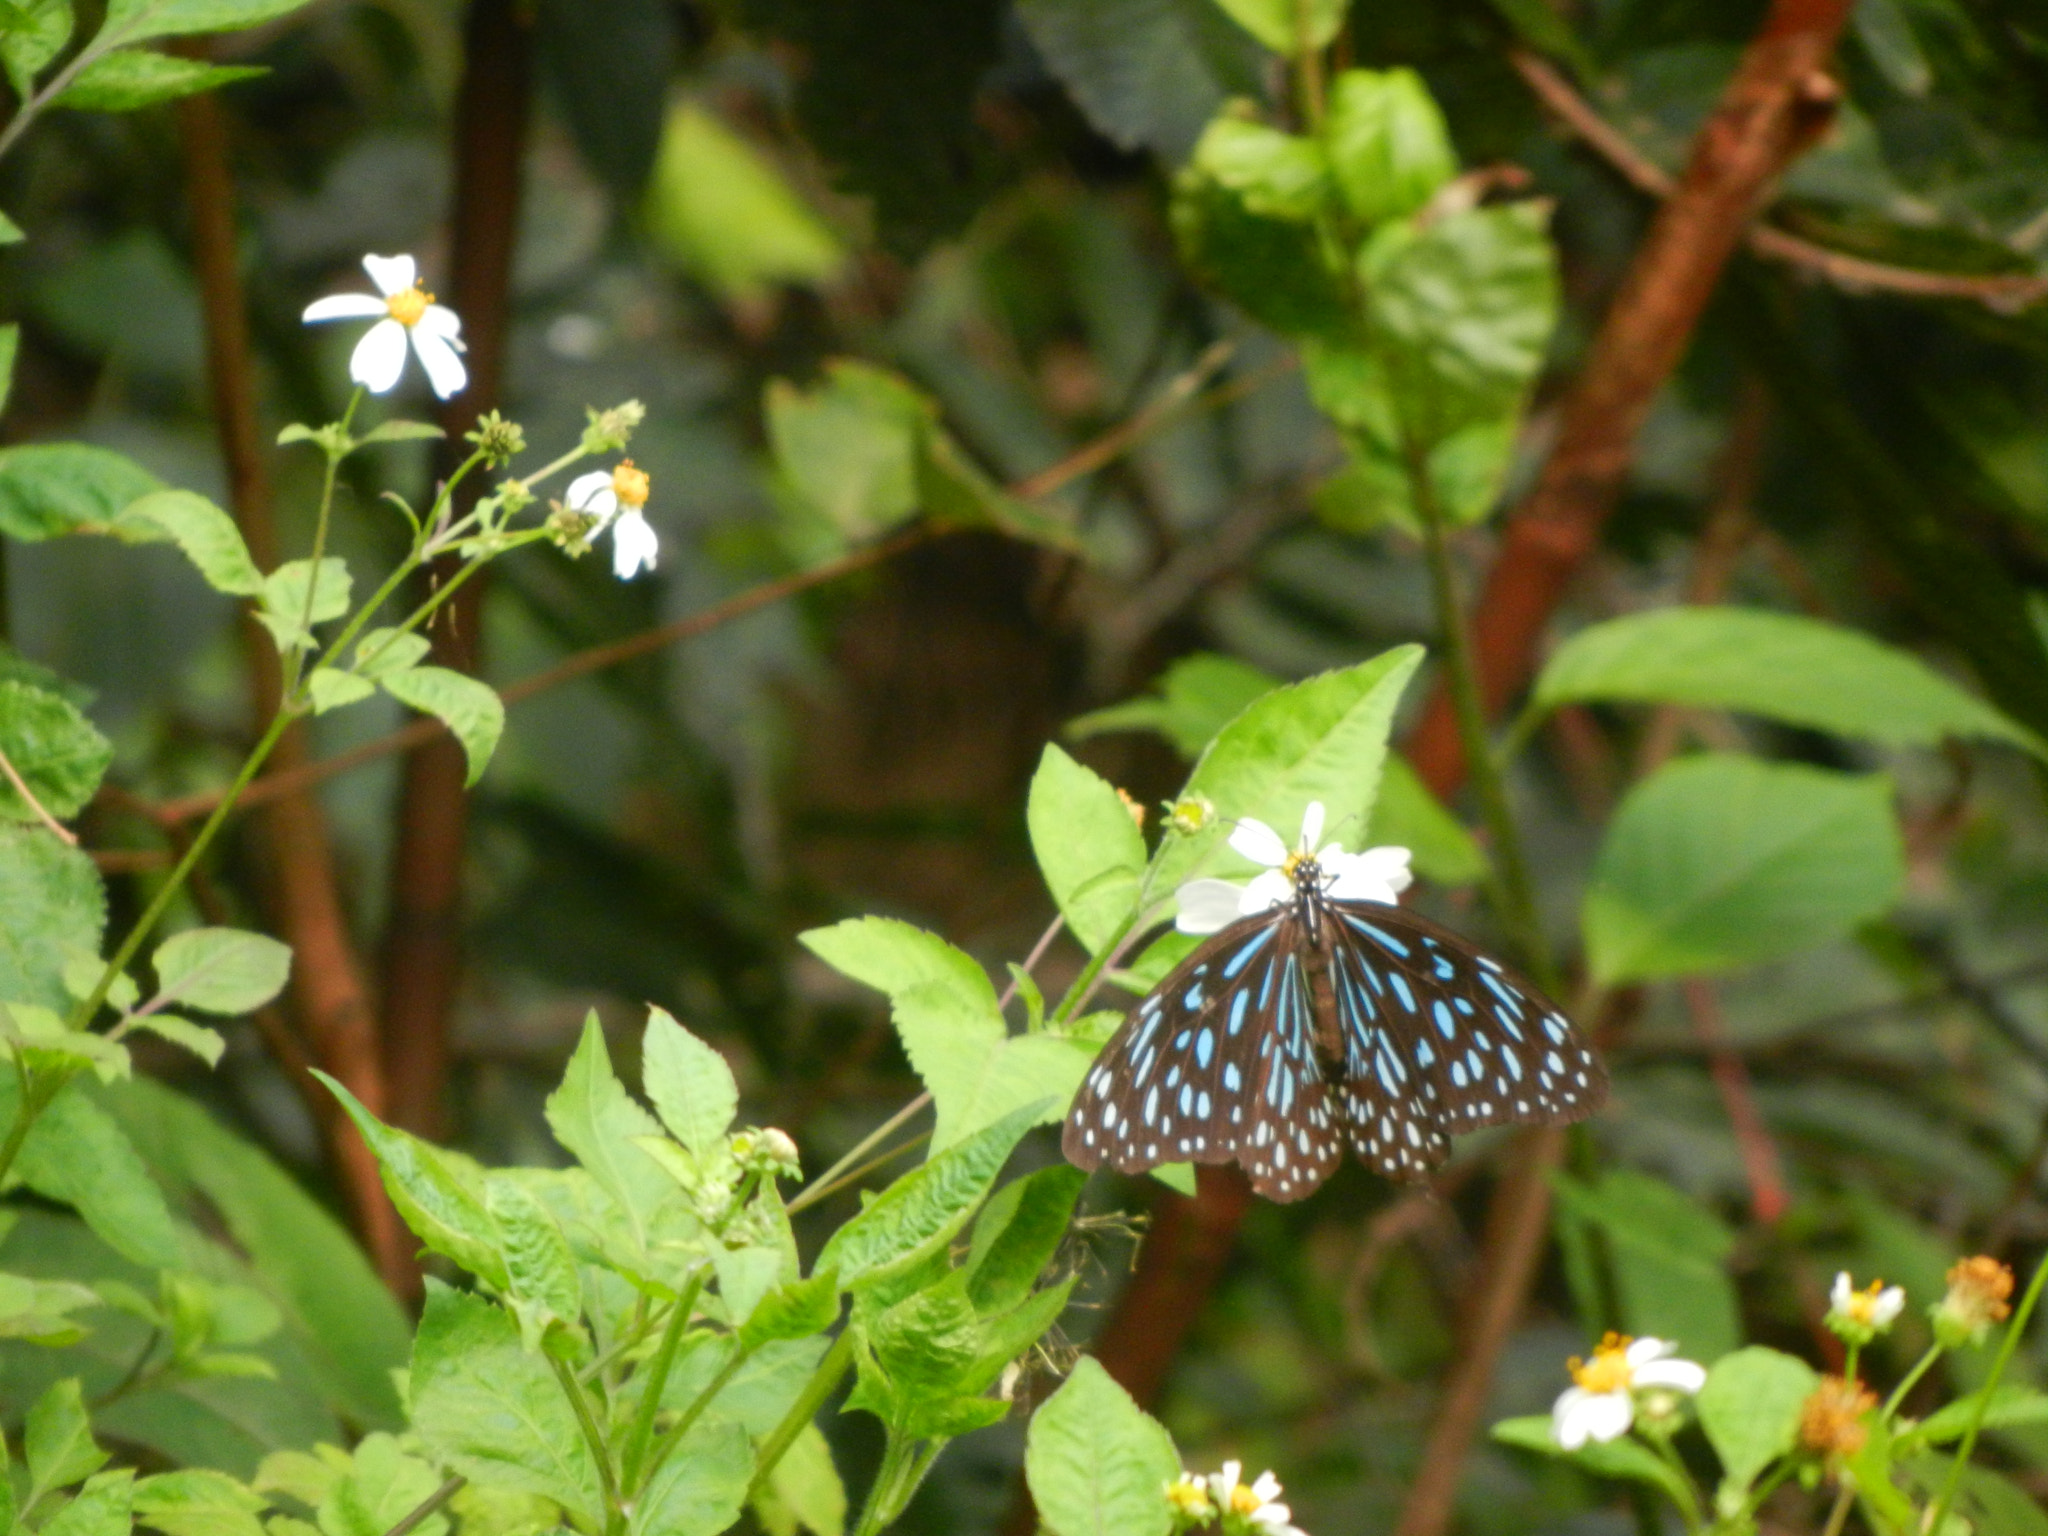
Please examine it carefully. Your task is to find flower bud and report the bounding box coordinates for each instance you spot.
[1163,794,1215,837]
[1932,1255,2014,1348]
[731,1126,802,1179]
[582,400,647,455]
[1799,1375,1876,1463]
[545,504,601,556]
[465,409,527,466]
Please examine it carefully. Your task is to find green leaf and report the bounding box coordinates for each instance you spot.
[1551,1168,1739,1363]
[1367,752,1486,887]
[315,1434,447,1536]
[0,1071,180,1268]
[1157,644,1423,895]
[0,322,20,416]
[916,427,1083,554]
[755,1422,844,1536]
[351,628,431,681]
[1532,608,2048,760]
[1490,1416,1697,1513]
[43,1470,134,1536]
[0,1269,102,1345]
[816,1101,1044,1289]
[1208,0,1346,52]
[112,490,263,596]
[965,1165,1086,1315]
[26,1378,107,1505]
[766,360,928,541]
[410,1281,602,1524]
[1906,1386,2048,1448]
[1025,1357,1179,1536]
[1027,745,1147,956]
[316,1073,508,1289]
[0,0,71,100]
[256,559,351,653]
[152,927,292,1015]
[2,1001,131,1082]
[0,824,104,1012]
[0,444,161,541]
[641,1006,736,1156]
[354,420,444,445]
[1583,756,1905,985]
[484,1176,582,1346]
[1066,652,1279,759]
[663,1335,829,1435]
[133,1470,268,1536]
[1696,1347,1819,1493]
[1322,68,1457,225]
[101,0,318,45]
[0,680,113,823]
[56,50,262,111]
[380,666,504,787]
[544,1015,681,1267]
[629,1414,752,1536]
[713,1244,783,1329]
[304,671,375,715]
[124,1013,224,1066]
[740,1270,840,1348]
[1186,116,1329,219]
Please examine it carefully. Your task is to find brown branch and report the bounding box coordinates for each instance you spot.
[376,0,533,1141]
[174,75,414,1294]
[1684,978,1788,1224]
[1510,49,2048,310]
[1008,339,1237,500]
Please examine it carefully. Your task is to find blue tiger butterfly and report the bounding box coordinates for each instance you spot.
[1063,802,1606,1201]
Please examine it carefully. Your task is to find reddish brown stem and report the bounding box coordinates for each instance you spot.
[1684,979,1788,1225]
[377,0,533,1141]
[175,78,416,1296]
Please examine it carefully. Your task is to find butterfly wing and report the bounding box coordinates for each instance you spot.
[1322,900,1606,1181]
[1062,910,1345,1202]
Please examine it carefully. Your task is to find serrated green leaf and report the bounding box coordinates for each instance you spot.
[304,671,373,714]
[124,1013,224,1066]
[350,628,431,681]
[544,1015,681,1269]
[1323,67,1456,225]
[152,927,292,1015]
[629,1414,751,1536]
[0,679,112,823]
[1025,1357,1179,1536]
[113,489,263,596]
[0,1269,102,1345]
[484,1176,581,1347]
[641,1006,736,1156]
[965,1165,1086,1315]
[355,420,444,445]
[1696,1347,1819,1492]
[56,48,262,109]
[1027,745,1147,956]
[0,825,104,1012]
[740,1270,839,1348]
[0,0,71,101]
[26,1378,106,1505]
[0,444,162,541]
[1067,652,1278,760]
[380,666,503,787]
[133,1469,268,1536]
[43,1469,133,1536]
[102,0,318,45]
[315,1434,447,1536]
[662,1334,829,1435]
[3,1001,131,1081]
[257,559,351,653]
[0,1069,179,1267]
[1583,756,1905,985]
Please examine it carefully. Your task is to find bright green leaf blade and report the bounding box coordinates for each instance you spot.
[1583,755,1905,985]
[409,1282,603,1527]
[543,1015,678,1263]
[132,1468,267,1536]
[316,1434,447,1536]
[102,0,317,44]
[0,444,161,541]
[799,918,993,1015]
[0,825,104,1012]
[26,1377,107,1503]
[641,1006,737,1156]
[55,50,262,111]
[739,1271,840,1349]
[1322,67,1457,225]
[152,926,292,1015]
[1027,745,1148,956]
[1066,652,1280,759]
[305,671,374,715]
[256,558,351,652]
[0,0,72,101]
[1696,1347,1820,1492]
[0,679,113,823]
[629,1414,752,1536]
[351,627,431,681]
[757,1422,844,1536]
[380,666,504,787]
[1025,1357,1179,1536]
[965,1165,1086,1315]
[483,1176,581,1343]
[0,1073,180,1269]
[1534,607,2048,759]
[662,1335,829,1436]
[42,1469,132,1536]
[1207,0,1345,52]
[124,1013,224,1066]
[113,490,263,596]
[1367,752,1486,887]
[766,360,926,540]
[1909,1386,2048,1448]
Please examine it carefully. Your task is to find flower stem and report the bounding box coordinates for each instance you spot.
[851,1433,914,1536]
[618,1268,709,1492]
[789,1094,932,1215]
[285,390,363,694]
[1818,1481,1855,1536]
[1880,1342,1943,1422]
[1925,1251,2048,1536]
[745,1327,854,1505]
[637,1336,755,1491]
[1843,1341,1860,1387]
[546,1351,625,1536]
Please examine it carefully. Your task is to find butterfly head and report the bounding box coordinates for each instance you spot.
[1282,850,1325,894]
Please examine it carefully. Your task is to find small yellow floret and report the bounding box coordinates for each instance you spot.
[1164,1478,1214,1519]
[1569,1333,1635,1394]
[1230,1486,1264,1516]
[386,283,431,326]
[1844,1279,1887,1323]
[611,459,651,509]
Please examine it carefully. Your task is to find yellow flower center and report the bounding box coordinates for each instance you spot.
[1165,1480,1213,1517]
[1282,850,1309,881]
[611,459,651,509]
[1569,1333,1635,1394]
[1230,1486,1264,1516]
[1844,1280,1887,1323]
[386,283,432,327]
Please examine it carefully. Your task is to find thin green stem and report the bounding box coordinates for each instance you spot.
[546,1351,624,1536]
[1880,1342,1944,1421]
[851,1433,914,1536]
[1843,1341,1861,1388]
[790,1131,931,1212]
[382,1475,465,1536]
[1049,906,1143,1030]
[0,1051,62,1189]
[790,1096,932,1215]
[1818,1481,1855,1536]
[1926,1252,2048,1536]
[618,1268,709,1491]
[1642,1431,1703,1535]
[638,1338,754,1489]
[745,1327,854,1503]
[285,391,364,694]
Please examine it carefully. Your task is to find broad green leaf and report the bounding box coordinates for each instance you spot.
[1157,645,1422,895]
[2,1000,130,1083]
[766,360,926,540]
[1696,1347,1819,1492]
[1208,0,1346,52]
[1185,116,1328,219]
[1533,608,2048,760]
[0,1071,180,1268]
[641,1007,736,1156]
[305,672,374,715]
[739,1270,839,1348]
[315,1434,447,1536]
[629,1414,752,1536]
[380,666,503,787]
[817,1101,1044,1288]
[317,1074,507,1289]
[543,1015,680,1264]
[350,628,431,681]
[484,1177,581,1346]
[42,1469,133,1536]
[95,1076,408,1429]
[917,427,1083,554]
[410,1281,602,1524]
[1583,756,1905,985]
[965,1165,1086,1315]
[755,1422,844,1536]
[1322,67,1457,225]
[0,444,161,541]
[0,0,71,100]
[662,1335,829,1435]
[0,1270,102,1345]
[0,680,113,822]
[1309,375,1517,533]
[102,0,318,45]
[256,559,351,653]
[1367,752,1486,887]
[714,1244,783,1328]
[132,1469,267,1536]
[124,1013,224,1066]
[113,490,262,596]
[152,927,292,1015]
[1027,745,1147,956]
[1490,1416,1697,1513]
[1551,1168,1738,1363]
[1066,652,1279,758]
[800,918,989,1012]
[1906,1386,2048,1447]
[56,50,261,111]
[26,1378,106,1504]
[851,1272,985,1435]
[0,824,104,1011]
[1025,1358,1179,1536]
[969,1277,1073,1391]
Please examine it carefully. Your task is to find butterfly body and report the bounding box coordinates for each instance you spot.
[1063,853,1606,1201]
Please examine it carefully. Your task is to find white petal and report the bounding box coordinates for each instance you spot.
[411,328,468,399]
[1831,1272,1853,1312]
[610,509,659,579]
[1229,818,1289,868]
[415,303,464,342]
[1358,845,1413,895]
[565,471,616,517]
[349,320,410,393]
[1578,1391,1635,1443]
[1176,879,1249,935]
[362,252,416,296]
[1326,857,1403,905]
[1250,1472,1283,1503]
[1625,1337,1674,1367]
[302,292,387,324]
[1238,869,1292,915]
[1551,1388,1595,1449]
[1298,801,1325,851]
[1873,1288,1905,1325]
[1633,1359,1706,1394]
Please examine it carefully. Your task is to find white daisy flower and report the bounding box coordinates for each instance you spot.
[1551,1334,1706,1450]
[301,253,467,399]
[1163,1472,1217,1523]
[1174,799,1413,935]
[564,460,659,579]
[1205,1461,1305,1536]
[1827,1271,1905,1342]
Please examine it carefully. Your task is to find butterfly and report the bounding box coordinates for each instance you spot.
[1063,802,1607,1201]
